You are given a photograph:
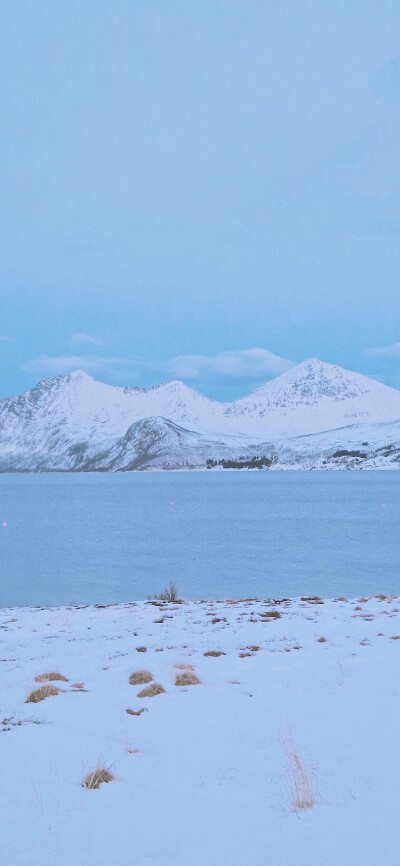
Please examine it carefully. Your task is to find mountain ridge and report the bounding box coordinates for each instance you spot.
[1,359,400,471]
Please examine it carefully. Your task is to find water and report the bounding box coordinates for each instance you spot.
[0,471,399,607]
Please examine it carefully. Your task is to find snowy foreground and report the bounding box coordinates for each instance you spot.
[1,595,400,865]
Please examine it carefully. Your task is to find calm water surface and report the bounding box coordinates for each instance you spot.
[0,471,399,607]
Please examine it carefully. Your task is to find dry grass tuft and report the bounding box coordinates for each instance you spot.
[137,683,166,698]
[283,732,316,811]
[337,596,348,602]
[136,646,147,653]
[203,650,226,657]
[126,707,148,716]
[317,636,327,643]
[34,672,68,683]
[174,663,194,671]
[82,766,115,789]
[260,610,281,620]
[239,651,253,658]
[129,670,153,686]
[26,685,62,703]
[175,672,201,686]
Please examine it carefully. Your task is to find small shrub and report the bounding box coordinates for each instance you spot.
[26,685,61,703]
[153,581,179,603]
[82,765,114,790]
[129,670,153,685]
[137,683,166,698]
[175,672,201,686]
[34,672,68,683]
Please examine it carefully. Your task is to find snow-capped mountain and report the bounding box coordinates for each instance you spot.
[1,359,400,470]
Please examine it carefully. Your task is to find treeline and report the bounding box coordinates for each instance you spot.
[206,456,273,470]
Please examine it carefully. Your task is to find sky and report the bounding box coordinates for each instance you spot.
[1,0,400,401]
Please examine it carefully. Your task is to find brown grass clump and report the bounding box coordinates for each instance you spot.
[260,610,281,620]
[375,594,387,601]
[337,596,348,602]
[174,663,194,671]
[283,732,316,811]
[239,651,253,658]
[26,685,62,703]
[317,637,327,643]
[203,651,226,657]
[211,617,227,624]
[82,766,115,790]
[137,683,166,698]
[136,646,147,653]
[129,670,153,686]
[175,672,201,686]
[126,707,148,716]
[34,672,68,683]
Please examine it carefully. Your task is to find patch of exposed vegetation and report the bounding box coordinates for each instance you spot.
[175,672,201,686]
[26,685,62,703]
[126,707,148,715]
[203,650,226,657]
[82,766,115,790]
[129,670,153,685]
[34,672,68,683]
[137,683,166,698]
[153,581,180,603]
[332,449,367,459]
[206,456,273,470]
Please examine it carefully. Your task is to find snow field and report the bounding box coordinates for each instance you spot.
[1,595,400,865]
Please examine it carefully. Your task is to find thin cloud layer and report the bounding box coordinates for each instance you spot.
[69,333,105,347]
[166,349,293,381]
[21,348,294,390]
[367,342,400,359]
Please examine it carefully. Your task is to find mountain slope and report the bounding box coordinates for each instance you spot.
[226,358,400,436]
[1,359,400,470]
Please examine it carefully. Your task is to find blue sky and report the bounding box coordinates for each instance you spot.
[1,0,400,400]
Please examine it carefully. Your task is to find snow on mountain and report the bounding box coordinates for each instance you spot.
[1,359,400,470]
[226,358,400,436]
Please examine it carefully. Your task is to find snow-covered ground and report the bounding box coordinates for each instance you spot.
[1,595,400,864]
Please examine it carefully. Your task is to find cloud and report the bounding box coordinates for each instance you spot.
[367,342,400,359]
[69,333,105,347]
[165,349,293,381]
[21,355,141,378]
[21,347,294,388]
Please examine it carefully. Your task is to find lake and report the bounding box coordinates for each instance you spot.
[0,471,398,607]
